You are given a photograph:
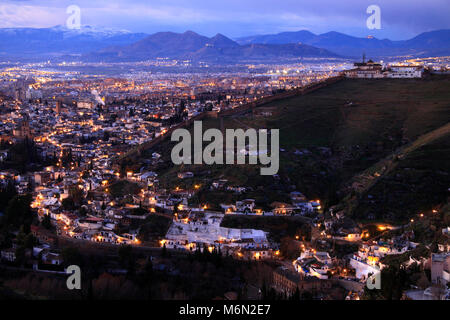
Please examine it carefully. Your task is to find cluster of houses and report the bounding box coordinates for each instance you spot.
[28,166,165,245]
[218,191,320,216]
[349,239,418,280]
[293,248,333,280]
[0,230,64,271]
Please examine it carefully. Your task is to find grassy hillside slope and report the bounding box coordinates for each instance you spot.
[144,76,450,221]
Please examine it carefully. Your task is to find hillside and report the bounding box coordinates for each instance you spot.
[339,123,450,222]
[132,76,450,222]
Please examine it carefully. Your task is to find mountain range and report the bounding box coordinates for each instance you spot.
[1,25,450,63]
[236,29,450,57]
[88,30,338,63]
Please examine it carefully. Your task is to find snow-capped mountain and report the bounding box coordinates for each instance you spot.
[0,25,147,58]
[49,25,133,38]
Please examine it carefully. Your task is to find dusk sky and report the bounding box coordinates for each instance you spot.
[1,0,449,40]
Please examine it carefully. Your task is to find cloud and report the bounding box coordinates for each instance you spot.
[0,4,63,28]
[0,0,448,39]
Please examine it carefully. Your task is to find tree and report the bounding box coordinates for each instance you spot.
[15,246,26,266]
[161,243,167,257]
[379,266,409,300]
[291,287,301,300]
[79,206,88,217]
[3,194,33,229]
[280,237,301,259]
[0,179,17,211]
[41,214,52,229]
[24,233,36,249]
[62,197,75,210]
[144,258,153,281]
[69,185,84,206]
[417,272,430,289]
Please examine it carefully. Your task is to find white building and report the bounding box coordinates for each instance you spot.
[350,253,381,280]
[386,65,423,78]
[162,212,270,251]
[344,57,423,79]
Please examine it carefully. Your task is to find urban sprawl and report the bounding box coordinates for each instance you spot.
[1,56,449,300]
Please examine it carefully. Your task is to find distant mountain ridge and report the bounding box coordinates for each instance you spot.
[1,25,449,62]
[236,29,450,57]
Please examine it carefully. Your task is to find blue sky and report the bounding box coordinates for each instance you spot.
[1,0,449,39]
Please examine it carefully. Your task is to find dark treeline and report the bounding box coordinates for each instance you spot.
[0,138,57,173]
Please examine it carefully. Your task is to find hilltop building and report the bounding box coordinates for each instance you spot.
[386,65,423,78]
[344,55,423,79]
[344,55,383,78]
